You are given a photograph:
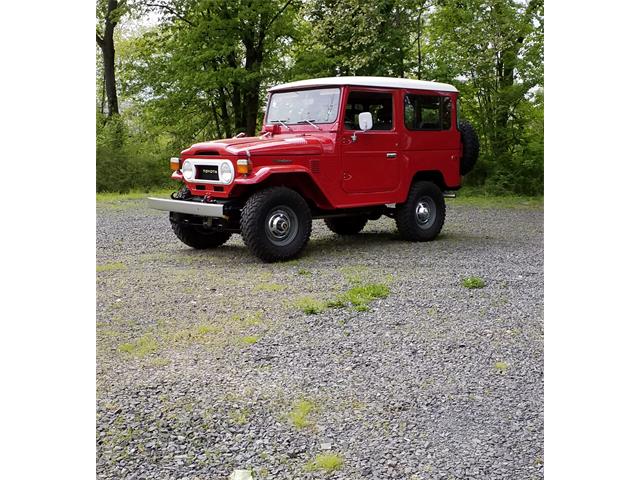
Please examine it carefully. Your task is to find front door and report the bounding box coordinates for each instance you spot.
[340,89,400,194]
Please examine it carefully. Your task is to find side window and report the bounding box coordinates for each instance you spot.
[404,94,452,130]
[344,91,393,131]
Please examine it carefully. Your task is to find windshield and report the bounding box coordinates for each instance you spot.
[266,88,341,125]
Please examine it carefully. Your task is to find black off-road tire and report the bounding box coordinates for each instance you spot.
[324,215,368,235]
[170,220,232,249]
[240,187,312,262]
[459,120,480,176]
[395,181,446,241]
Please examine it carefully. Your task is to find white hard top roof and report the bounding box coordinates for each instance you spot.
[269,76,458,93]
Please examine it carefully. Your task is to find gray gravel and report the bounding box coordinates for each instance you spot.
[96,198,543,480]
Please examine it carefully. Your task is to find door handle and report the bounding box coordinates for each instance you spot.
[386,152,397,158]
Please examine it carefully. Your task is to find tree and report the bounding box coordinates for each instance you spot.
[292,0,423,79]
[97,0,127,117]
[424,0,544,191]
[123,0,299,139]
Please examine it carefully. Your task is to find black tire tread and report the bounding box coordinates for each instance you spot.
[170,221,232,249]
[459,120,480,176]
[240,187,312,262]
[324,215,368,235]
[395,181,446,241]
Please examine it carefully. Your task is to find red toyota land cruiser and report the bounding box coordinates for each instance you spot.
[148,76,479,262]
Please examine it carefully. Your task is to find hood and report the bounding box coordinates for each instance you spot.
[183,134,327,157]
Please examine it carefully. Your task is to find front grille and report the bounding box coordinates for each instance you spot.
[196,165,219,181]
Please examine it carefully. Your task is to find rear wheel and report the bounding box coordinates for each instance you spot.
[324,215,368,235]
[170,218,232,249]
[240,187,312,262]
[395,181,446,241]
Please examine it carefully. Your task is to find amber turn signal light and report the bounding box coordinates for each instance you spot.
[170,157,180,171]
[237,158,251,175]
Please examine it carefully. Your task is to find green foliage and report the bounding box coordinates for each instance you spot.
[240,335,260,345]
[462,277,486,289]
[305,453,344,472]
[294,296,326,315]
[96,262,126,272]
[425,0,544,195]
[254,282,286,292]
[292,0,422,79]
[229,408,250,425]
[339,283,390,310]
[118,334,158,357]
[288,399,315,429]
[96,115,175,192]
[495,361,509,373]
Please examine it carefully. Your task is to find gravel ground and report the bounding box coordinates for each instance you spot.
[96,198,543,480]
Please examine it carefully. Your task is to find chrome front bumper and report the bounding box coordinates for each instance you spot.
[147,197,225,217]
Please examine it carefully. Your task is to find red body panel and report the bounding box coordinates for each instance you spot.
[177,85,461,209]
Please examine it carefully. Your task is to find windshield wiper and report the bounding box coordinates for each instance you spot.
[298,119,321,130]
[272,119,292,131]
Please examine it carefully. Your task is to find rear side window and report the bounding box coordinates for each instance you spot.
[344,91,393,131]
[404,94,452,131]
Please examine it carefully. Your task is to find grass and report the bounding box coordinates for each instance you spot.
[453,188,543,209]
[97,187,542,209]
[167,322,221,345]
[240,335,260,345]
[295,283,390,314]
[254,282,286,292]
[288,399,315,428]
[96,262,126,272]
[294,296,326,315]
[230,311,264,326]
[305,453,344,473]
[297,268,311,276]
[339,283,390,310]
[462,276,486,289]
[96,188,175,203]
[229,408,250,425]
[495,361,509,373]
[118,334,158,358]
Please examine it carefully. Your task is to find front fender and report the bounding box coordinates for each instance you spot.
[233,165,333,209]
[233,165,312,185]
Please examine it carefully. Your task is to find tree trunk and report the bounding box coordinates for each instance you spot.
[243,42,264,136]
[96,0,119,116]
[217,87,233,138]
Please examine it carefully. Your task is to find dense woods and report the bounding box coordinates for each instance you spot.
[96,0,543,194]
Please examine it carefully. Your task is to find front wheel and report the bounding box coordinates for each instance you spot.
[170,218,232,249]
[395,181,446,241]
[240,187,312,262]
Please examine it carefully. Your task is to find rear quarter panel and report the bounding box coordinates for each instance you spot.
[399,89,461,194]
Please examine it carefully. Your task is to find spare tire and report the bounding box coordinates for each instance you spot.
[459,120,480,176]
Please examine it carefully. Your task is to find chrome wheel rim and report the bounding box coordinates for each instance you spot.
[265,206,298,246]
[415,196,436,228]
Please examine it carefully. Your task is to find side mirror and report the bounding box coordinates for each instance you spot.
[351,112,373,142]
[358,112,373,131]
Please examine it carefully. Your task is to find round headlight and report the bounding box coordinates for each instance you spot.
[220,162,233,184]
[182,160,194,180]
